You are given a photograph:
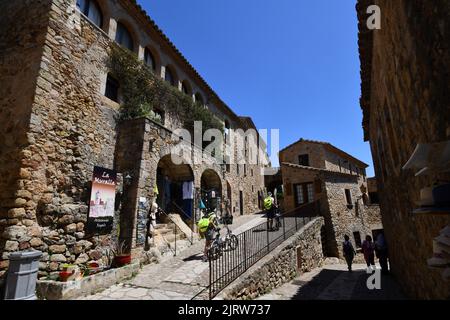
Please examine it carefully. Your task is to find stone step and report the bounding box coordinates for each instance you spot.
[163,233,187,243]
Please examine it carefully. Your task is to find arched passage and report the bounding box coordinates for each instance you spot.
[200,169,222,213]
[156,155,194,220]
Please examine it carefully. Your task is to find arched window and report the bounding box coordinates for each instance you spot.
[181,81,191,95]
[144,48,156,71]
[165,66,175,86]
[195,93,204,105]
[77,0,103,28]
[115,22,134,51]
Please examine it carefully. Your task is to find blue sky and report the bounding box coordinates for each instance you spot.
[137,0,374,176]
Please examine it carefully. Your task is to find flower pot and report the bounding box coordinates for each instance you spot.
[432,183,450,207]
[59,271,73,282]
[114,255,131,267]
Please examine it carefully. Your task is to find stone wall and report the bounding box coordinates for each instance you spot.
[0,0,53,277]
[280,141,326,168]
[323,174,382,257]
[357,0,450,299]
[1,0,120,279]
[221,217,324,300]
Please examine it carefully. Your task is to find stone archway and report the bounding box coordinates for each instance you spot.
[156,154,194,219]
[200,169,222,213]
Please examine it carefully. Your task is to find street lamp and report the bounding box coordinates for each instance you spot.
[124,173,133,186]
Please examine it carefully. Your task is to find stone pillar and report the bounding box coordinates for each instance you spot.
[107,18,117,41]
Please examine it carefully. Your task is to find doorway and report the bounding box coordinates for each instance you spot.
[239,191,244,216]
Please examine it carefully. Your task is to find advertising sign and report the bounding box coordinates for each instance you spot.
[87,166,116,234]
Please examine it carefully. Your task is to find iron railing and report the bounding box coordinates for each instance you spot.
[208,200,321,299]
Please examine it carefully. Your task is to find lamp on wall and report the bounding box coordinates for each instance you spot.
[124,173,133,186]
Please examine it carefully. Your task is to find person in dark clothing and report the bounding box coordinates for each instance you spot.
[362,235,376,269]
[343,235,356,272]
[375,233,389,274]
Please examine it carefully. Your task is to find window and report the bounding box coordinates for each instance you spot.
[353,232,362,248]
[144,48,156,71]
[224,120,230,143]
[115,22,134,51]
[105,74,119,102]
[298,154,310,166]
[226,164,230,173]
[165,67,175,86]
[294,183,314,206]
[237,164,240,175]
[345,189,353,206]
[77,0,103,28]
[251,169,254,177]
[369,192,380,204]
[244,164,247,176]
[181,81,191,95]
[195,93,204,105]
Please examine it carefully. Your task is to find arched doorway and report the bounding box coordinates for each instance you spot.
[156,155,194,221]
[200,169,222,214]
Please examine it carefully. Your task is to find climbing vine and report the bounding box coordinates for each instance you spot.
[107,45,224,133]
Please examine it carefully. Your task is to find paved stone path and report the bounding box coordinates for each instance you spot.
[78,214,267,300]
[257,263,407,300]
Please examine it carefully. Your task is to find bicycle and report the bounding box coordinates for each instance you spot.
[222,225,238,251]
[272,208,282,231]
[207,227,239,260]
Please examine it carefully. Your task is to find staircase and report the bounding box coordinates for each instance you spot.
[152,220,190,257]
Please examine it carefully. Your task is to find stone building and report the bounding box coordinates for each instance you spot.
[356,0,450,299]
[279,139,382,258]
[0,0,268,279]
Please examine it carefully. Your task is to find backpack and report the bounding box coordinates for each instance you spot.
[264,197,273,210]
[198,217,211,236]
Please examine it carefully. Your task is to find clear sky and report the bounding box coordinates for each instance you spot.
[137,0,375,176]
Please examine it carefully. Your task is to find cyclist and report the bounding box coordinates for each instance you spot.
[264,192,276,231]
[199,210,219,262]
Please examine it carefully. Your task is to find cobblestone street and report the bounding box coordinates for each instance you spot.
[257,262,407,300]
[78,214,267,300]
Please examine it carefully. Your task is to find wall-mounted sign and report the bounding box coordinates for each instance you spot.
[87,166,117,235]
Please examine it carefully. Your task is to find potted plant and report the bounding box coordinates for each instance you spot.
[112,240,131,267]
[59,264,82,282]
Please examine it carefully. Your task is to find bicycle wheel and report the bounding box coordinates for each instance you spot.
[227,234,238,250]
[208,242,221,260]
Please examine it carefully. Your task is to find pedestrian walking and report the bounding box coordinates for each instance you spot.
[343,235,356,272]
[375,233,389,274]
[362,235,376,269]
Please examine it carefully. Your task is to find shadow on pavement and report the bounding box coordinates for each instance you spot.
[291,269,342,300]
[183,253,204,262]
[290,268,407,300]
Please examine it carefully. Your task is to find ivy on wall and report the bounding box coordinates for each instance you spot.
[108,45,224,133]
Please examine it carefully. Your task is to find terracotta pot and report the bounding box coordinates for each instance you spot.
[59,271,73,282]
[114,255,131,267]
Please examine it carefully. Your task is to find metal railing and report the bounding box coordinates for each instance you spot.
[208,200,321,299]
[170,201,195,245]
[157,207,192,256]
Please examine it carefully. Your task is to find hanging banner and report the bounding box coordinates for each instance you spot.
[87,166,117,235]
